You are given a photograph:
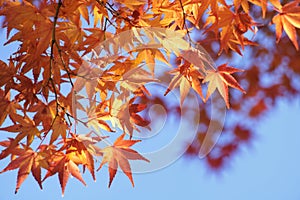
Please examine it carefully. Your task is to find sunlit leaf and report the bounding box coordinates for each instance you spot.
[97,134,149,187]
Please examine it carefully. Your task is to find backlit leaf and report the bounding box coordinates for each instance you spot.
[97,134,149,187]
[272,1,300,50]
[203,64,245,108]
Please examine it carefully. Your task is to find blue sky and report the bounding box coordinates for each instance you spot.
[1,18,300,200]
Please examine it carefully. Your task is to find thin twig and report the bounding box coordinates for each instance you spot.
[48,0,62,111]
[96,0,137,27]
[37,0,63,150]
[54,41,74,87]
[178,0,192,43]
[49,0,62,81]
[104,16,117,29]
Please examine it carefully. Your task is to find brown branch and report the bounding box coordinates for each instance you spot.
[104,16,117,29]
[54,41,74,87]
[49,0,62,80]
[48,0,62,109]
[37,0,63,150]
[95,0,137,27]
[178,0,192,43]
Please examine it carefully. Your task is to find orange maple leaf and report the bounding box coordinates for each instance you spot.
[164,60,205,106]
[97,134,149,187]
[50,116,68,144]
[271,0,300,50]
[203,64,246,108]
[234,0,250,13]
[0,113,41,160]
[43,153,86,196]
[59,133,105,181]
[109,96,150,138]
[249,0,268,18]
[0,148,44,194]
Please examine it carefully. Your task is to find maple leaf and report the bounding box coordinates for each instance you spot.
[97,134,149,187]
[135,48,169,74]
[164,60,205,106]
[0,112,41,160]
[106,95,150,137]
[50,116,68,144]
[117,0,146,10]
[92,101,115,133]
[180,1,205,29]
[81,28,105,55]
[128,97,150,128]
[29,101,53,131]
[205,6,257,54]
[74,61,103,100]
[0,148,44,193]
[234,0,250,13]
[84,98,112,134]
[149,28,190,55]
[0,90,14,127]
[59,133,104,181]
[0,60,16,88]
[121,65,159,93]
[203,64,246,108]
[249,0,268,18]
[271,0,300,50]
[43,153,86,196]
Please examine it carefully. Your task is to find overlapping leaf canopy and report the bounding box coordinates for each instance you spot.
[0,0,299,195]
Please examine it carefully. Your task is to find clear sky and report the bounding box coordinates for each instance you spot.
[1,19,300,200]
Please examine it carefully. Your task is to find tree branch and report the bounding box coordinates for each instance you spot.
[178,0,192,42]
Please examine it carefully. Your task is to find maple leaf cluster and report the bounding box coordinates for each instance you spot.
[0,0,299,195]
